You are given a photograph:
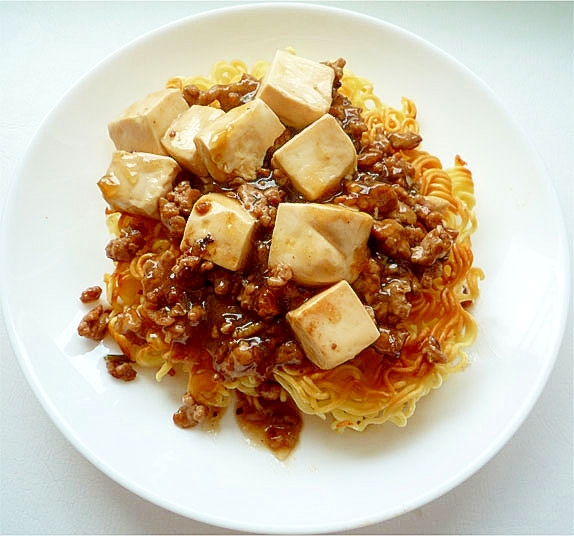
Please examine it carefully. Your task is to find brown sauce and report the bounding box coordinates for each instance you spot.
[234,391,302,460]
[78,57,474,458]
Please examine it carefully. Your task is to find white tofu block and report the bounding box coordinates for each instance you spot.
[161,105,224,176]
[180,193,256,271]
[194,98,285,183]
[98,150,180,219]
[271,114,357,200]
[257,50,335,130]
[287,280,380,370]
[108,88,189,156]
[268,203,373,286]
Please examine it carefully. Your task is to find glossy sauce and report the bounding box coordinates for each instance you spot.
[91,60,471,458]
[234,391,302,460]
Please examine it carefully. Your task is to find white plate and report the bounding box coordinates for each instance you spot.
[0,3,569,533]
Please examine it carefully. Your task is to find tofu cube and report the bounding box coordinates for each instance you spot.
[180,193,256,271]
[287,280,380,370]
[268,203,373,286]
[271,114,357,200]
[194,98,285,183]
[257,50,335,130]
[108,88,189,155]
[97,150,180,219]
[161,105,224,176]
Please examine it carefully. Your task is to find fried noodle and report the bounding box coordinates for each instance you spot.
[97,55,483,446]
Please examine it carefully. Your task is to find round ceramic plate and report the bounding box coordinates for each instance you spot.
[0,4,569,533]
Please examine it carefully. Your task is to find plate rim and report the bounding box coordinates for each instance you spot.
[0,3,570,533]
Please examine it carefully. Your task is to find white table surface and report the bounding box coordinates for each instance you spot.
[1,1,572,534]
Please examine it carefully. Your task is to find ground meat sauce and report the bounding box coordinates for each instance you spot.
[235,390,302,460]
[78,58,459,457]
[77,304,110,341]
[105,354,137,381]
[80,286,102,303]
[182,73,260,111]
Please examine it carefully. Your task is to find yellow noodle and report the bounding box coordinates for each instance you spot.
[273,79,480,430]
